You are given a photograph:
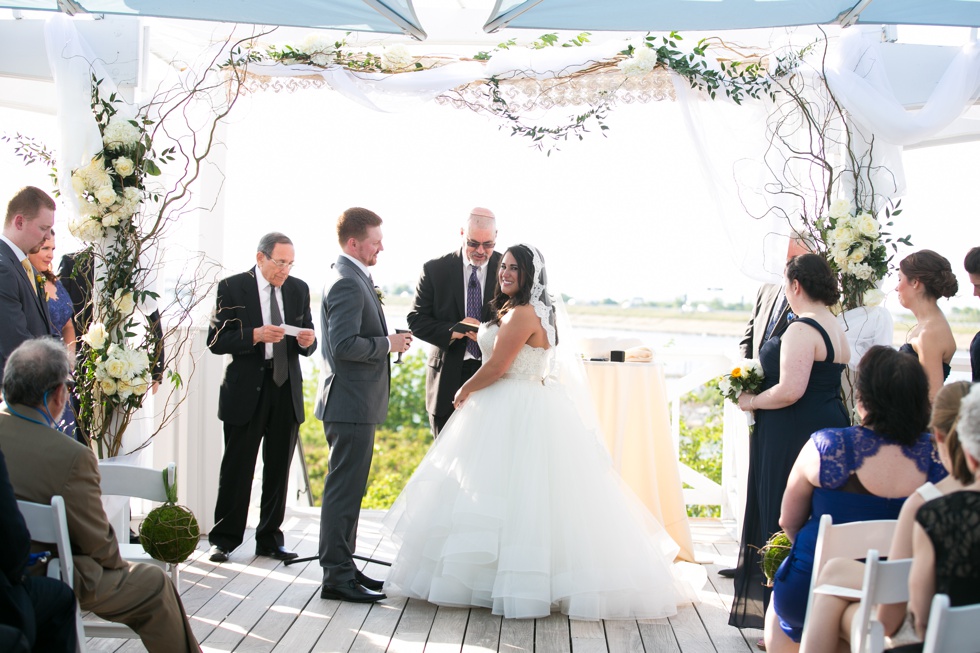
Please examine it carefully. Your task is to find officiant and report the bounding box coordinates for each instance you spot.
[408,208,502,436]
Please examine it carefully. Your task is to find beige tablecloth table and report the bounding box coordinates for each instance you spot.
[583,360,694,562]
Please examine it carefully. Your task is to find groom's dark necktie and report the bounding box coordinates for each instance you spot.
[466,264,482,359]
[269,285,288,386]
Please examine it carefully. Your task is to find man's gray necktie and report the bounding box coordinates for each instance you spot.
[269,286,288,386]
[466,265,482,359]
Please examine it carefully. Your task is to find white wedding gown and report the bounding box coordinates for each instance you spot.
[382,323,704,620]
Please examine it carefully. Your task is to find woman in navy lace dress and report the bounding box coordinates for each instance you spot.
[28,232,76,438]
[895,250,958,402]
[729,254,851,630]
[764,346,946,652]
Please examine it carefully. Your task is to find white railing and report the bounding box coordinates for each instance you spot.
[658,350,750,528]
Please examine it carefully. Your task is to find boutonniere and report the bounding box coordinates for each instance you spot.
[374,286,385,305]
[35,273,44,286]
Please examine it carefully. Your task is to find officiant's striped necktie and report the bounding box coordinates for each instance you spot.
[466,265,482,359]
[269,285,288,386]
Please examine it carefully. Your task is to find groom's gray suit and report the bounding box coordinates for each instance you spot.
[315,254,390,585]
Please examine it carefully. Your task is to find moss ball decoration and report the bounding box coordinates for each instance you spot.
[137,467,200,564]
[139,502,200,564]
[760,530,792,587]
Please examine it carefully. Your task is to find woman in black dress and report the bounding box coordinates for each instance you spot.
[729,253,851,630]
[965,246,980,382]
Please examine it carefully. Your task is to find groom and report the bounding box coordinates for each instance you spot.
[316,207,412,603]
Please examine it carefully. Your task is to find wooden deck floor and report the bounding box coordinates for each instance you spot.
[85,509,763,653]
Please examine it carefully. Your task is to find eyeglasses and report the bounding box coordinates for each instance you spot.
[44,379,74,394]
[265,256,295,270]
[466,240,495,251]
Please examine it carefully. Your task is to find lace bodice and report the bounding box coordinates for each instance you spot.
[479,323,552,378]
[916,491,980,607]
[813,425,946,490]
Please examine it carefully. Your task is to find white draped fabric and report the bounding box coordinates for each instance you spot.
[41,20,980,286]
[826,29,980,147]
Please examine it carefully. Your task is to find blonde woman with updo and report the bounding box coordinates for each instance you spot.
[896,250,958,403]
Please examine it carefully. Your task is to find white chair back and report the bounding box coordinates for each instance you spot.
[921,593,980,653]
[800,515,898,645]
[17,496,86,652]
[98,462,174,502]
[848,549,912,653]
[98,462,180,585]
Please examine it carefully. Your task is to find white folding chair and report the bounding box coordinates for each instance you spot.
[800,515,898,642]
[98,461,180,585]
[848,549,912,653]
[16,496,87,652]
[921,593,980,653]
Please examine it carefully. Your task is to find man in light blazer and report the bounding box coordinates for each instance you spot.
[0,186,55,382]
[316,207,412,603]
[0,339,199,652]
[407,208,501,436]
[206,232,317,563]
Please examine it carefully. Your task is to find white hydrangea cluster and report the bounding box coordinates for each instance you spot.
[617,46,659,77]
[302,34,336,66]
[102,115,141,150]
[82,323,152,400]
[381,44,414,72]
[68,156,142,241]
[825,199,882,281]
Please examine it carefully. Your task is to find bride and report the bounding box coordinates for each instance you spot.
[382,244,703,620]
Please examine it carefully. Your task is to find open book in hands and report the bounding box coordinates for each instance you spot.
[449,322,479,334]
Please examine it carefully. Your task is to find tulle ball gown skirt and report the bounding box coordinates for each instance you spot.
[382,376,703,620]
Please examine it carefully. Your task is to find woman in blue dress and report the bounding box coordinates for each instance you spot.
[764,346,946,652]
[729,253,851,630]
[895,250,958,402]
[28,232,76,438]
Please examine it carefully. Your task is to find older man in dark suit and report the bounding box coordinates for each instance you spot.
[0,187,55,382]
[206,232,317,563]
[407,208,501,436]
[316,207,412,603]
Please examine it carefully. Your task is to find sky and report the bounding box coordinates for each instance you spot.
[1,21,978,313]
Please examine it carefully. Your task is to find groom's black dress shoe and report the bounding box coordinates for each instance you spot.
[718,567,737,578]
[255,545,298,561]
[355,570,385,591]
[320,580,386,603]
[208,545,230,563]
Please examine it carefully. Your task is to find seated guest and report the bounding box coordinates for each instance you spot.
[907,384,980,648]
[0,338,199,653]
[798,381,974,653]
[965,247,980,382]
[0,446,77,653]
[763,346,946,652]
[895,250,958,403]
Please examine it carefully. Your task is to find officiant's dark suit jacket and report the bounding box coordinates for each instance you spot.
[315,255,390,585]
[739,282,790,360]
[0,240,52,381]
[407,249,501,425]
[209,269,316,425]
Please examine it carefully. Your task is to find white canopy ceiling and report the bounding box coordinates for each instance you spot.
[484,0,980,33]
[0,0,427,38]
